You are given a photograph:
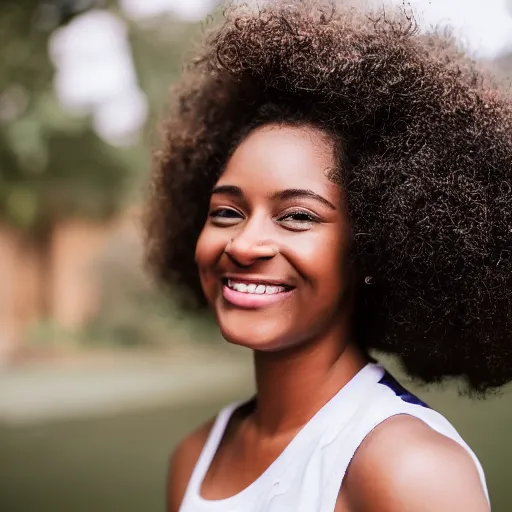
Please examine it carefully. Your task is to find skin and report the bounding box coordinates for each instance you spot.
[167,124,489,512]
[196,124,354,353]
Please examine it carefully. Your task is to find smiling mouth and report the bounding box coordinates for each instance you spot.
[225,279,292,295]
[221,278,294,308]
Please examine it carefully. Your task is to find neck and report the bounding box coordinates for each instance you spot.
[251,327,368,436]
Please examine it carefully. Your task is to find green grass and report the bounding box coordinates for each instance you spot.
[0,384,510,511]
[0,399,228,512]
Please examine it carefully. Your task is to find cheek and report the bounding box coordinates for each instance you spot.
[195,226,226,282]
[292,231,348,293]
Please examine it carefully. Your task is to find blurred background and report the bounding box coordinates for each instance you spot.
[0,0,511,510]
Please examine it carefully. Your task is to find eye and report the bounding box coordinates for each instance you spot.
[278,210,318,231]
[282,211,315,222]
[209,207,243,226]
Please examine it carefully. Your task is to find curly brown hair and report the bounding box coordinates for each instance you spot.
[146,0,512,392]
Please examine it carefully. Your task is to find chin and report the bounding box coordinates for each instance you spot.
[217,315,292,352]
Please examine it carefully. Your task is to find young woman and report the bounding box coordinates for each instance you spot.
[146,2,512,510]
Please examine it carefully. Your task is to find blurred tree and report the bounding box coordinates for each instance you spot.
[126,16,202,129]
[0,1,132,315]
[0,0,214,319]
[0,1,131,232]
[0,0,218,231]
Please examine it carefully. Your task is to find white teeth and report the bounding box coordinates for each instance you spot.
[227,280,287,294]
[228,282,248,293]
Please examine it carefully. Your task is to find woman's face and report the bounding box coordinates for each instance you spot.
[195,124,353,350]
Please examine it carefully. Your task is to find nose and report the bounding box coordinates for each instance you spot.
[225,218,279,267]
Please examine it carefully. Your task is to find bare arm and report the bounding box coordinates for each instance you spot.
[167,420,214,512]
[343,415,489,512]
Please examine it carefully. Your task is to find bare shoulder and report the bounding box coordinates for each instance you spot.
[343,414,489,512]
[167,419,215,512]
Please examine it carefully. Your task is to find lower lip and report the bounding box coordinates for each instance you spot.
[222,285,294,309]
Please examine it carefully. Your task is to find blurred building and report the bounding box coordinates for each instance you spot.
[0,211,141,361]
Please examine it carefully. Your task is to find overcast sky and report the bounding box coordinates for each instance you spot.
[119,0,218,19]
[50,0,512,145]
[392,0,512,58]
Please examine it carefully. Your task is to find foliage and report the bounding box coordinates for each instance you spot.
[0,0,225,232]
[0,1,133,232]
[125,15,204,130]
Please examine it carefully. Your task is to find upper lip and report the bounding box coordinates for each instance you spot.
[222,274,294,288]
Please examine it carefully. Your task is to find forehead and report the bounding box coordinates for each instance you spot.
[218,124,340,196]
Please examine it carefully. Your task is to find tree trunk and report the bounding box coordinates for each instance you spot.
[34,224,54,320]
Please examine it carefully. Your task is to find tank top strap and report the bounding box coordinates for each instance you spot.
[183,400,243,499]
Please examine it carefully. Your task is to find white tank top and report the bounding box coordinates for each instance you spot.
[179,363,489,511]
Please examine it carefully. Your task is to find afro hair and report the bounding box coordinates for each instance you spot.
[146,0,512,392]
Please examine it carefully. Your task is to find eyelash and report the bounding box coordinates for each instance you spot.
[209,208,319,225]
[278,210,317,223]
[209,208,241,219]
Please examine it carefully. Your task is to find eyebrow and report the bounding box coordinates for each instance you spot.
[211,185,243,197]
[211,185,336,210]
[271,189,336,210]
